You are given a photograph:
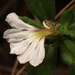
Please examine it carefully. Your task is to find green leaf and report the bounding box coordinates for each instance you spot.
[68,23,75,31]
[69,63,75,75]
[45,35,58,44]
[27,45,57,75]
[64,40,75,57]
[60,43,74,65]
[60,10,74,29]
[73,7,75,22]
[56,24,62,31]
[19,16,44,28]
[70,30,75,40]
[58,26,70,35]
[63,40,75,75]
[25,0,55,21]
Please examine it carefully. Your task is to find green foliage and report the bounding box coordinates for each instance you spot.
[55,9,75,75]
[60,10,74,29]
[69,40,75,75]
[27,44,57,75]
[18,2,75,75]
[70,31,75,40]
[58,27,70,35]
[69,63,75,75]
[25,0,55,21]
[60,43,74,65]
[19,16,44,28]
[64,40,75,57]
[56,24,62,31]
[68,23,75,31]
[56,10,75,40]
[73,7,75,22]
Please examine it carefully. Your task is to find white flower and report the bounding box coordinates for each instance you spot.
[3,13,57,67]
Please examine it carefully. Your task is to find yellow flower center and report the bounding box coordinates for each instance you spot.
[33,29,57,39]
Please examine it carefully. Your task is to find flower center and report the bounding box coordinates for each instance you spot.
[33,29,57,39]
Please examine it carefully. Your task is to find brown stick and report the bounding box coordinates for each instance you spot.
[16,62,29,75]
[55,2,75,24]
[11,58,19,75]
[55,0,75,20]
[68,3,75,10]
[0,65,26,74]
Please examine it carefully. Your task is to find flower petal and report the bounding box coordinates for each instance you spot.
[4,31,32,39]
[17,38,40,64]
[30,37,45,67]
[5,13,38,30]
[3,29,35,43]
[7,38,24,43]
[3,29,23,36]
[10,37,35,55]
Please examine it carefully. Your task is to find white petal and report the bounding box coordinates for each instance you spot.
[4,31,32,39]
[3,29,22,36]
[17,38,40,64]
[10,37,35,55]
[3,29,35,43]
[30,37,45,67]
[5,13,38,30]
[7,38,24,43]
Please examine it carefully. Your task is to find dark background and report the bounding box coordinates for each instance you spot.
[0,0,72,75]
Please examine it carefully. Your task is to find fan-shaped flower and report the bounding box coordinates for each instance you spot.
[3,13,57,67]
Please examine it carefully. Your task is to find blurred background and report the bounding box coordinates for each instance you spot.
[0,0,73,75]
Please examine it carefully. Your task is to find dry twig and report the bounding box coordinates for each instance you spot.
[0,65,26,74]
[55,1,75,23]
[16,62,29,75]
[11,58,19,75]
[55,0,75,20]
